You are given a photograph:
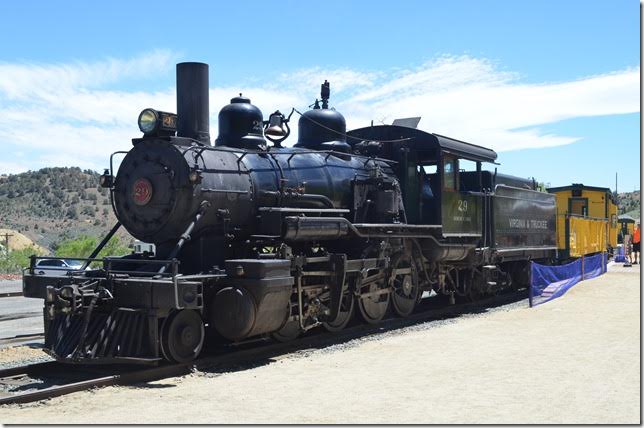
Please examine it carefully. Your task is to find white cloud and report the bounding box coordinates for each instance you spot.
[0,50,176,99]
[0,53,638,174]
[334,57,638,152]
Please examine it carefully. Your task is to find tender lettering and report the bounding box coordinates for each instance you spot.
[509,218,526,228]
[509,218,548,229]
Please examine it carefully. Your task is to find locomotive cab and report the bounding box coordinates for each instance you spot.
[348,124,556,264]
[348,125,497,235]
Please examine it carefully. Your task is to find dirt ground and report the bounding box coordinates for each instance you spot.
[0,264,640,424]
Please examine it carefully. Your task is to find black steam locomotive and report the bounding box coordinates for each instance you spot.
[23,62,557,364]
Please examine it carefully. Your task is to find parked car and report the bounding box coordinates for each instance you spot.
[133,240,156,257]
[34,258,84,276]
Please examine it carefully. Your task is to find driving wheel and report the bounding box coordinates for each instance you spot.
[358,274,390,324]
[323,292,355,332]
[390,253,420,318]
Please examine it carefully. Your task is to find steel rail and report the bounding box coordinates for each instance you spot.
[0,333,45,347]
[0,361,194,406]
[0,291,22,298]
[0,361,57,378]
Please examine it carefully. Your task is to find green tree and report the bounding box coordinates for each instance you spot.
[0,247,46,274]
[55,235,131,261]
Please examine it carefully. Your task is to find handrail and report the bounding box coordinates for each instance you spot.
[177,143,398,166]
[109,151,129,177]
[28,255,180,279]
[564,213,609,222]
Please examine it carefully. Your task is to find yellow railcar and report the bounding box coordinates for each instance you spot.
[547,183,618,258]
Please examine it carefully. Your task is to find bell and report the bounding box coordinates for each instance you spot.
[265,111,287,137]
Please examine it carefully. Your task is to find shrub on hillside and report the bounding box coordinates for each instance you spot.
[0,247,46,274]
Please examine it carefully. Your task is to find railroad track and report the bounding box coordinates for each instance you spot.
[0,359,194,406]
[0,291,22,298]
[0,289,527,406]
[0,333,44,347]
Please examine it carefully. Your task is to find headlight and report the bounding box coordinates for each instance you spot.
[137,108,178,136]
[138,108,159,133]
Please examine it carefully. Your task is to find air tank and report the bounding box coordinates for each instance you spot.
[215,95,267,150]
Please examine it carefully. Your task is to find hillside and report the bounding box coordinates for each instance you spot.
[616,190,640,219]
[0,228,47,253]
[0,167,133,252]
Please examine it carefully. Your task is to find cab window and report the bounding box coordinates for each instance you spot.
[443,157,457,191]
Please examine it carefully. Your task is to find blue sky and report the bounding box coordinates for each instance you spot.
[0,0,639,190]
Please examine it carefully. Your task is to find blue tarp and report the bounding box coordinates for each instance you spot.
[529,253,607,307]
[583,252,607,280]
[614,246,626,263]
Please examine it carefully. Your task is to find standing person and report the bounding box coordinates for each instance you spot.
[632,222,640,264]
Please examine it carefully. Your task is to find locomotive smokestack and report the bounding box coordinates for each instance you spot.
[176,62,210,145]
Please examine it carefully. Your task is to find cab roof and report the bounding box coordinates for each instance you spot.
[347,125,498,163]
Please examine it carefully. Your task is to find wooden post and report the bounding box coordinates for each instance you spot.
[1,232,12,257]
[528,261,533,307]
[581,255,585,281]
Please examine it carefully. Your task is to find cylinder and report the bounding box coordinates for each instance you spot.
[176,62,210,145]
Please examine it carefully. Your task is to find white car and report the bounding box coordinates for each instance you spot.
[34,258,84,276]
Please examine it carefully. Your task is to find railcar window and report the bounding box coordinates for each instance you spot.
[570,198,588,216]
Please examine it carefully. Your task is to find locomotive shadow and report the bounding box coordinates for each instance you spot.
[192,290,528,378]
